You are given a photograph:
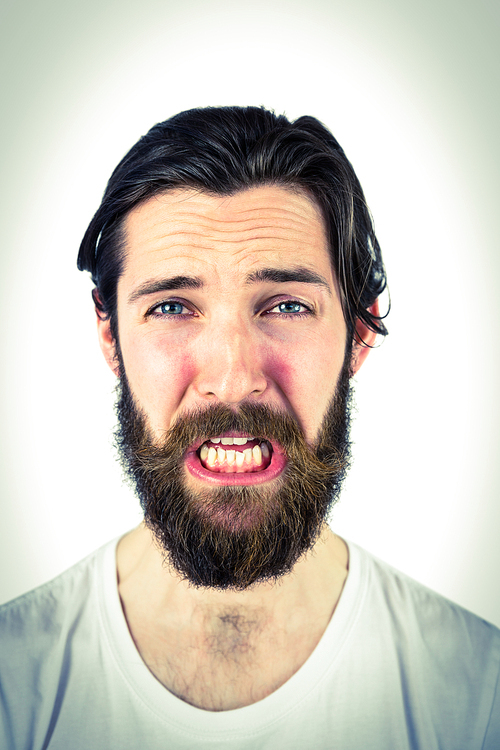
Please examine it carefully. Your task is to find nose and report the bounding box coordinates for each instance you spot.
[192,319,268,405]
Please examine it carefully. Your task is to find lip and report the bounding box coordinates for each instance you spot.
[184,438,287,486]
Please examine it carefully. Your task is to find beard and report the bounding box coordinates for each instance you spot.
[114,353,353,591]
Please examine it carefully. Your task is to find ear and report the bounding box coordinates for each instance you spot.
[350,301,379,376]
[96,308,120,377]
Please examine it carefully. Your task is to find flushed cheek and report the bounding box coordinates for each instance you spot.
[264,343,343,440]
[121,339,198,435]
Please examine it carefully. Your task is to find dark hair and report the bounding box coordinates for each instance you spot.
[77,106,388,342]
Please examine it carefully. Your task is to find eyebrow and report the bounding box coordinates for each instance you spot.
[128,275,203,304]
[128,266,332,304]
[245,267,332,295]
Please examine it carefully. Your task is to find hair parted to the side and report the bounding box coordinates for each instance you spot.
[77,106,388,343]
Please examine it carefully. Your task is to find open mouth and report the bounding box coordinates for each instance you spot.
[184,434,287,485]
[199,436,272,473]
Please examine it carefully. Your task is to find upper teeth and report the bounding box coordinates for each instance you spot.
[211,436,252,445]
[199,439,270,468]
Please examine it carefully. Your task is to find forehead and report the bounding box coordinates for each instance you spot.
[121,185,332,284]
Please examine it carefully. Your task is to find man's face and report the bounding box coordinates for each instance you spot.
[110,185,348,446]
[98,186,363,588]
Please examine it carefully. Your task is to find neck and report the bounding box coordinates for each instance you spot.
[117,521,347,617]
[116,522,349,710]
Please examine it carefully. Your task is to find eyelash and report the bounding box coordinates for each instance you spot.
[264,300,313,318]
[146,298,314,320]
[147,300,193,318]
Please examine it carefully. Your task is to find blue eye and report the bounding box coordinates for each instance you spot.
[277,301,303,314]
[268,300,310,315]
[147,299,195,320]
[157,301,186,315]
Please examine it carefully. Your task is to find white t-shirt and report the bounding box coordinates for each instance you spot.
[0,537,499,749]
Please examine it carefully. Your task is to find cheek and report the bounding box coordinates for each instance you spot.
[264,336,345,436]
[121,334,198,430]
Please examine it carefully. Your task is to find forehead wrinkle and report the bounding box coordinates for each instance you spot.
[141,215,321,241]
[222,205,324,229]
[129,232,326,262]
[164,222,317,239]
[151,205,317,224]
[126,223,322,255]
[125,186,326,248]
[158,237,321,254]
[130,202,323,237]
[122,186,332,286]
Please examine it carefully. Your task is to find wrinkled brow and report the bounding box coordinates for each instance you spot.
[128,266,332,305]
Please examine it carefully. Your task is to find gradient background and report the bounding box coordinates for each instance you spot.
[0,0,499,626]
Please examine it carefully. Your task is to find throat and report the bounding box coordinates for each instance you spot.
[203,605,267,658]
[117,526,347,711]
[142,605,325,711]
[134,604,315,711]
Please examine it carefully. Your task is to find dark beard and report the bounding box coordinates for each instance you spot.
[114,358,353,591]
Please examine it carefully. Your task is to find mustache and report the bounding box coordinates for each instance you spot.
[117,400,347,482]
[142,401,344,459]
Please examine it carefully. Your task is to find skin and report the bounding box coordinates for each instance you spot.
[97,185,376,710]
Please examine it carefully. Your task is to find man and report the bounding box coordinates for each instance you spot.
[0,106,498,749]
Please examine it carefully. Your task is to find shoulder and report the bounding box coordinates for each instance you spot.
[362,543,496,621]
[1,545,98,631]
[352,545,500,704]
[345,542,500,747]
[0,539,117,676]
[0,539,119,749]
[351,541,500,648]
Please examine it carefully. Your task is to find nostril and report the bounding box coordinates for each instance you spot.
[194,369,268,403]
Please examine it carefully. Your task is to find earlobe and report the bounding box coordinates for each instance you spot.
[96,311,120,377]
[350,301,380,376]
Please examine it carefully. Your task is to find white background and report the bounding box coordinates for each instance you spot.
[0,0,499,626]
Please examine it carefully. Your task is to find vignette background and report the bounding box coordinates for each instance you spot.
[0,0,499,626]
